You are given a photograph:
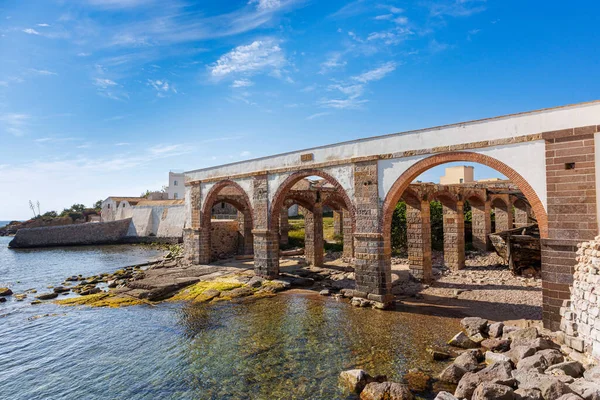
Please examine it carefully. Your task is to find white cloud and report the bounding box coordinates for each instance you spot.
[23,28,40,35]
[306,112,331,120]
[318,98,368,109]
[77,52,92,57]
[393,16,408,25]
[240,150,251,157]
[231,79,254,88]
[248,0,281,11]
[147,79,177,96]
[352,61,397,83]
[87,0,155,8]
[319,53,346,74]
[30,69,57,76]
[0,113,30,136]
[92,78,128,101]
[430,0,487,17]
[115,142,131,146]
[209,39,286,79]
[93,78,117,88]
[375,14,393,20]
[37,23,50,27]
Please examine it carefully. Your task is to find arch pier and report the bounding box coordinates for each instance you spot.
[183,101,600,330]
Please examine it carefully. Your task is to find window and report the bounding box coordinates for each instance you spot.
[174,180,178,186]
[107,204,110,209]
[459,178,464,183]
[221,202,225,209]
[174,193,178,199]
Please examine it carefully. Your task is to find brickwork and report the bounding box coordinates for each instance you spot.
[542,129,598,330]
[492,195,513,232]
[279,207,289,245]
[333,210,342,236]
[513,198,530,228]
[469,196,491,251]
[559,237,600,361]
[304,203,324,267]
[252,174,279,278]
[210,220,240,259]
[353,161,392,303]
[404,192,432,282]
[183,228,200,264]
[343,209,354,259]
[442,198,466,270]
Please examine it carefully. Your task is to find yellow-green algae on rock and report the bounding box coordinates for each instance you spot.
[168,280,244,303]
[55,293,147,308]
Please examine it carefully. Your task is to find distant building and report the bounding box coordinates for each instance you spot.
[440,166,475,184]
[167,172,185,200]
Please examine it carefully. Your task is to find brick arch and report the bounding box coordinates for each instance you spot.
[463,190,487,205]
[269,169,355,232]
[382,151,548,239]
[201,180,253,230]
[427,189,460,205]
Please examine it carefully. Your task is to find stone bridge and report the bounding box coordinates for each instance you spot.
[183,100,600,330]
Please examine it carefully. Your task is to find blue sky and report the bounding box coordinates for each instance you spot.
[1,0,599,220]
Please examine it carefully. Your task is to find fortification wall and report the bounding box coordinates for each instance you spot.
[9,219,132,248]
[126,205,185,238]
[560,237,600,362]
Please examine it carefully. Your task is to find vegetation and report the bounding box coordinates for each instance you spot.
[283,215,343,252]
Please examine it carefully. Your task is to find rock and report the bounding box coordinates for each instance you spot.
[319,289,331,296]
[469,332,487,344]
[546,362,585,378]
[455,351,481,372]
[340,369,369,393]
[455,372,482,399]
[404,369,431,392]
[36,292,58,300]
[435,392,458,400]
[509,327,539,348]
[514,388,543,400]
[517,374,574,400]
[0,297,6,303]
[503,325,520,339]
[489,322,505,338]
[80,287,101,296]
[537,349,565,366]
[478,361,515,386]
[554,395,583,400]
[472,382,514,400]
[531,338,561,351]
[570,379,600,400]
[30,300,41,305]
[506,346,537,365]
[448,332,479,349]
[360,382,414,400]
[485,351,512,365]
[482,338,511,352]
[246,276,265,288]
[462,317,489,336]
[53,286,70,293]
[517,354,549,372]
[439,363,466,384]
[14,294,26,301]
[107,280,117,288]
[0,287,13,296]
[427,348,452,361]
[227,286,254,298]
[584,366,600,383]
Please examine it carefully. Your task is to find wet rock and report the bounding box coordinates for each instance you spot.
[246,276,265,288]
[435,392,458,400]
[517,354,549,372]
[461,317,489,336]
[226,286,254,298]
[340,369,369,393]
[514,388,543,400]
[360,382,414,400]
[506,346,537,365]
[14,294,26,301]
[439,364,467,384]
[53,286,70,293]
[30,300,42,305]
[319,289,331,296]
[448,332,479,349]
[489,322,505,338]
[36,292,58,300]
[201,289,221,301]
[485,351,512,365]
[107,280,117,288]
[80,287,101,296]
[404,369,431,392]
[455,351,480,372]
[509,327,539,348]
[472,382,514,400]
[427,348,452,361]
[546,362,585,378]
[0,297,6,303]
[482,338,511,352]
[455,372,482,399]
[584,366,600,383]
[0,287,13,296]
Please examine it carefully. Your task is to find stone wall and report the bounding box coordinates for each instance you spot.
[8,219,132,248]
[560,237,600,362]
[210,220,240,259]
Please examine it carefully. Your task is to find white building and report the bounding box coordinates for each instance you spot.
[167,172,185,200]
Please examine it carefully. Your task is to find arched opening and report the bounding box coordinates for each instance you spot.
[383,153,546,320]
[199,181,254,263]
[269,170,355,274]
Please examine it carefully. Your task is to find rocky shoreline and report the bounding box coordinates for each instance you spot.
[340,317,600,400]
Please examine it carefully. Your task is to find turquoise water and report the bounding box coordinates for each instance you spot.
[0,237,461,399]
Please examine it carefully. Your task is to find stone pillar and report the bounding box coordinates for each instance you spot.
[342,209,354,259]
[183,182,202,264]
[252,174,279,278]
[541,127,598,330]
[239,210,253,255]
[471,199,491,251]
[333,210,342,236]
[442,199,465,270]
[405,196,432,282]
[279,206,289,245]
[493,198,513,232]
[304,203,324,266]
[513,199,529,228]
[353,161,392,304]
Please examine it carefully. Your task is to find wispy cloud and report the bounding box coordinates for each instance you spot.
[248,0,282,11]
[209,38,286,80]
[87,0,156,9]
[37,23,50,27]
[115,142,131,146]
[22,28,40,35]
[352,61,396,83]
[231,79,254,88]
[429,0,487,17]
[319,52,347,74]
[93,78,128,101]
[147,79,177,97]
[93,78,117,88]
[240,150,251,157]
[29,69,58,76]
[0,113,30,136]
[306,111,331,120]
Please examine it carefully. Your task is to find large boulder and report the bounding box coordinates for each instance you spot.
[517,354,549,372]
[340,369,369,393]
[506,346,537,365]
[537,349,565,366]
[455,351,481,372]
[482,338,511,352]
[360,382,414,400]
[0,287,13,296]
[455,372,482,400]
[485,351,512,365]
[546,362,585,378]
[472,382,514,400]
[449,332,479,349]
[439,364,467,384]
[477,361,514,386]
[515,371,574,400]
[509,327,539,348]
[461,317,489,336]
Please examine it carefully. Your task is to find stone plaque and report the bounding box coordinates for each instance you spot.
[300,153,314,162]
